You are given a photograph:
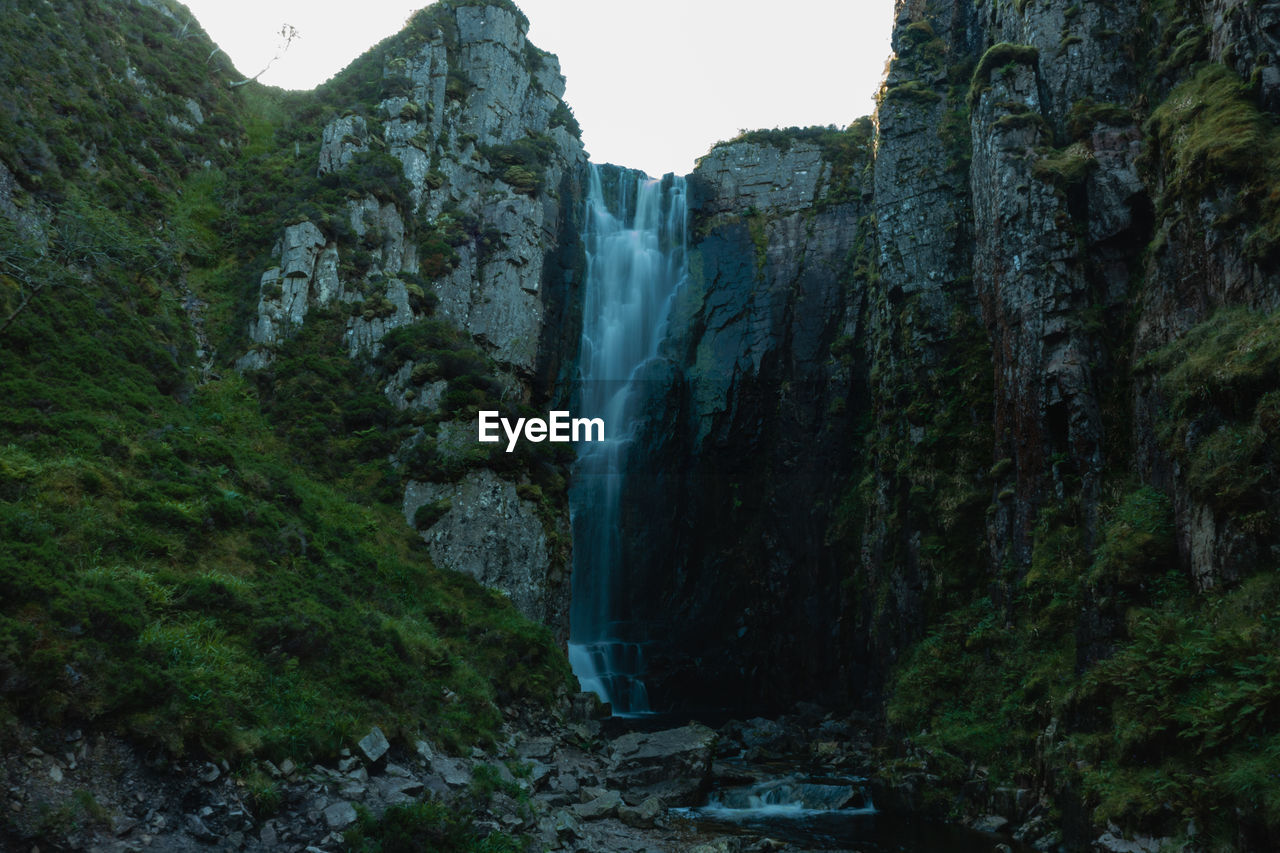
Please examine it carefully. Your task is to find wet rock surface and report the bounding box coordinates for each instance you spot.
[4,703,1037,853]
[0,705,751,852]
[621,135,872,713]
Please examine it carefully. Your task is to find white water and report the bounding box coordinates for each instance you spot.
[691,775,875,819]
[567,165,687,715]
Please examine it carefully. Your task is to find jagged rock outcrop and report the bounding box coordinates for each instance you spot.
[317,114,370,175]
[233,1,587,639]
[403,469,567,629]
[1209,0,1280,111]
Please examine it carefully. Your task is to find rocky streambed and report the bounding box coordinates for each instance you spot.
[3,701,1056,853]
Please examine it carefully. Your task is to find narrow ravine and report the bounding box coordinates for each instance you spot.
[567,164,688,716]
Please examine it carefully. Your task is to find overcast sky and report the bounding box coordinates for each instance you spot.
[181,0,896,177]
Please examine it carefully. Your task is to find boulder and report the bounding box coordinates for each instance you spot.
[973,814,1010,833]
[184,813,218,842]
[430,754,472,788]
[572,790,621,820]
[323,801,358,830]
[1094,828,1167,852]
[606,723,715,804]
[688,839,743,853]
[617,795,664,829]
[517,736,557,761]
[358,726,390,764]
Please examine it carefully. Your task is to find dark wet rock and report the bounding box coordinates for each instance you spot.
[606,724,716,804]
[184,812,218,842]
[572,789,621,820]
[618,795,665,829]
[973,814,1010,833]
[517,736,558,761]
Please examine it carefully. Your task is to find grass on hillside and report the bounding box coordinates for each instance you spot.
[0,0,573,767]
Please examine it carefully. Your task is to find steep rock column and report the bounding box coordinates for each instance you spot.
[857,0,990,674]
[965,0,1144,574]
[628,132,871,712]
[969,51,1104,568]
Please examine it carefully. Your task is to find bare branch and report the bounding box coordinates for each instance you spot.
[0,280,45,336]
[228,23,299,88]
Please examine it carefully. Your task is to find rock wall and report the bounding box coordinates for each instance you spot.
[234,1,587,638]
[627,0,1280,732]
[617,133,873,711]
[846,0,1280,674]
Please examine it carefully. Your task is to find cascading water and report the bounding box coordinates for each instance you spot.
[568,164,687,715]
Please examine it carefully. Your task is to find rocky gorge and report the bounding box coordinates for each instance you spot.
[3,0,1280,850]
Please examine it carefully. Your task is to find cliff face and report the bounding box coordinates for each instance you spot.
[861,0,1280,844]
[230,2,587,637]
[617,0,1280,844]
[6,0,1280,847]
[616,131,871,711]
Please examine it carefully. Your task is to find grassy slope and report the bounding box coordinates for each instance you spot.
[0,0,569,769]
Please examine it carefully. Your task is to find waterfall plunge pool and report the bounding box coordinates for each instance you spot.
[673,761,1038,852]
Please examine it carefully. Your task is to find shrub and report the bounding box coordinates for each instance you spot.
[414,499,452,531]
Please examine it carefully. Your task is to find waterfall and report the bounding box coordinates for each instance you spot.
[568,164,687,716]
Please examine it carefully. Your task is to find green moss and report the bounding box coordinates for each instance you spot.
[1146,63,1280,263]
[1071,574,1280,838]
[1031,141,1097,188]
[993,110,1049,133]
[0,351,571,761]
[481,133,556,195]
[550,102,581,138]
[882,80,942,105]
[344,800,524,852]
[414,499,452,531]
[1089,487,1175,587]
[1067,97,1131,138]
[1148,64,1267,198]
[1160,24,1209,76]
[902,20,936,43]
[501,165,540,194]
[968,43,1040,108]
[1139,307,1280,516]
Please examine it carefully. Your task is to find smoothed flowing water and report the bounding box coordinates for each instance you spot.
[677,767,1033,852]
[568,165,687,716]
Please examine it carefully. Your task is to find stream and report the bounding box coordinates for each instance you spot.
[675,761,1034,852]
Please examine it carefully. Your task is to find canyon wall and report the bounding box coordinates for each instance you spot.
[5,0,1280,846]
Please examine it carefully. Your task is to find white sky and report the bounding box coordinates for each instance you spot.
[182,0,896,177]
